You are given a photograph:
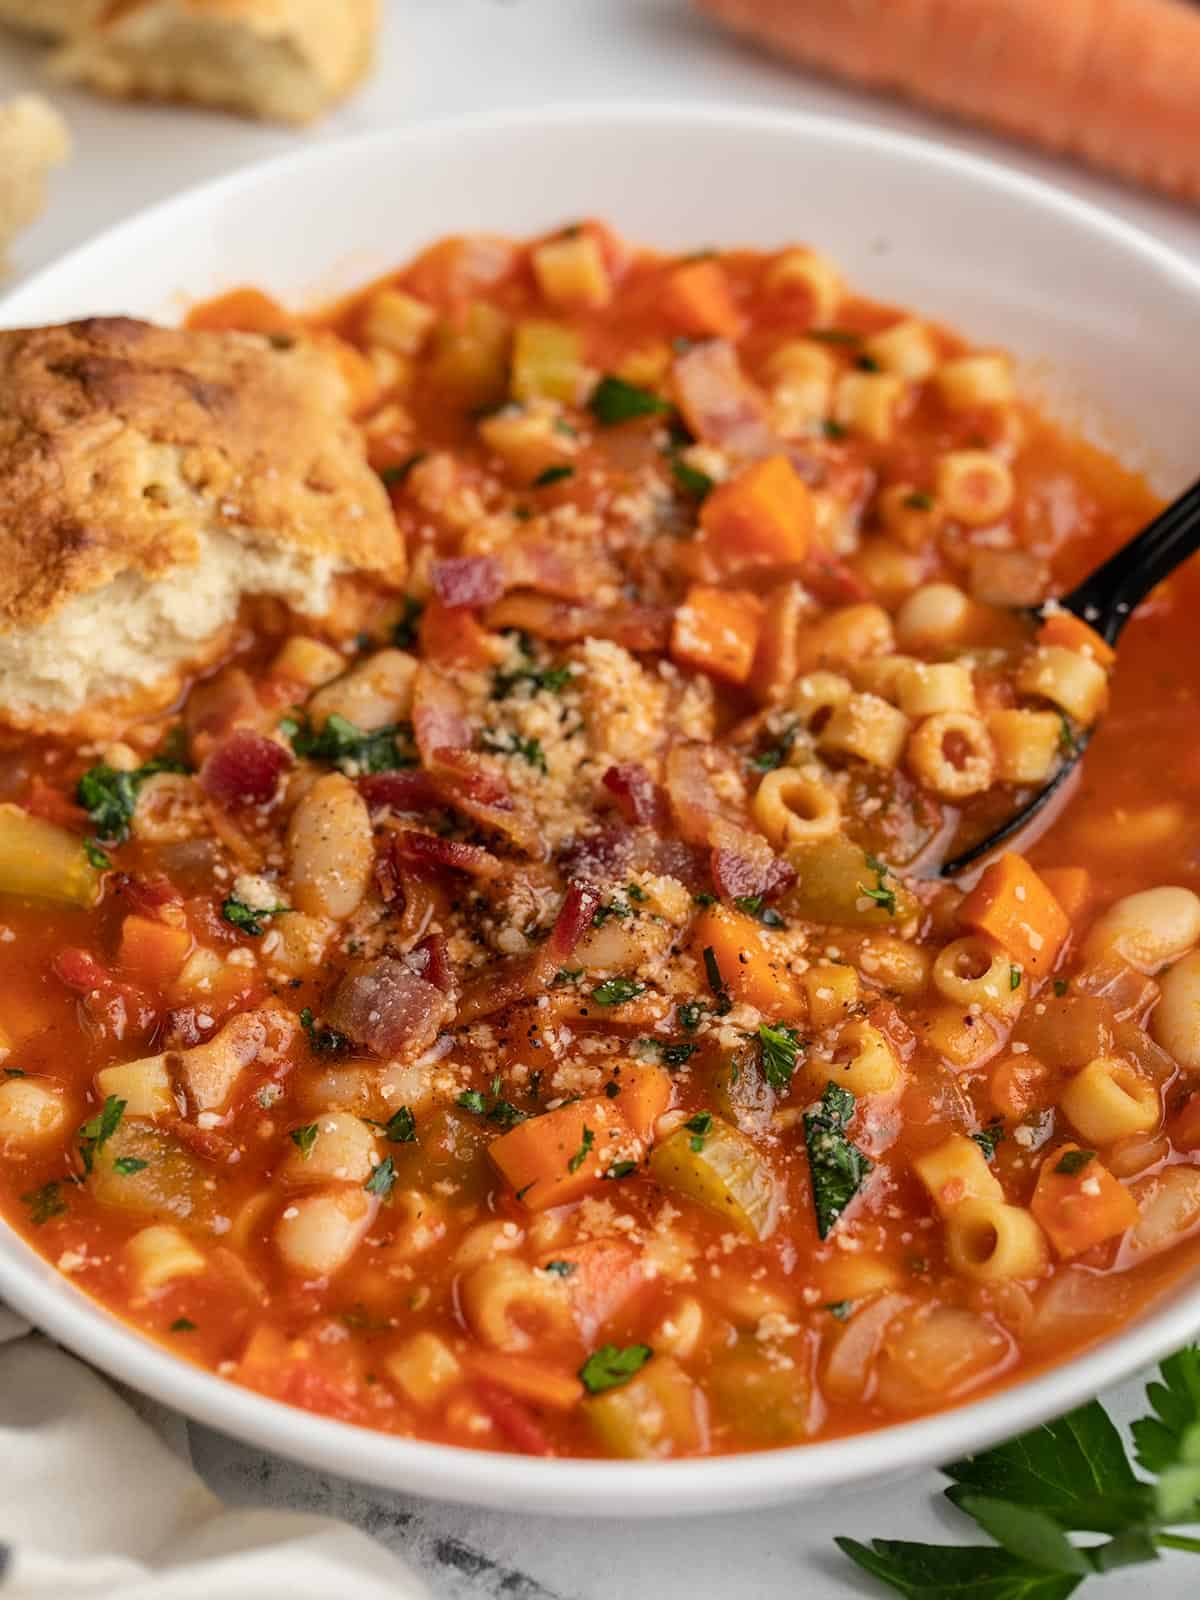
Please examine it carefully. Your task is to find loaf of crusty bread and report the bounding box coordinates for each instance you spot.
[696,0,1200,203]
[0,0,379,124]
[0,317,403,736]
[0,95,70,271]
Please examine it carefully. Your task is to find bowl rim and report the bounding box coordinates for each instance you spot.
[3,98,1200,1516]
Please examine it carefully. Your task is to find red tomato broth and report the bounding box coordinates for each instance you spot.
[2,226,1199,1461]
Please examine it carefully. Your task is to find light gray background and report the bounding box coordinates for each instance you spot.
[1,3,1196,1594]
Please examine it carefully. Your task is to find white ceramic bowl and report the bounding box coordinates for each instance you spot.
[3,105,1200,1516]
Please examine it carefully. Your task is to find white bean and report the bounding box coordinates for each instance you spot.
[308,649,417,732]
[1082,887,1200,974]
[275,1187,375,1277]
[286,772,374,920]
[281,1112,379,1185]
[1151,949,1200,1071]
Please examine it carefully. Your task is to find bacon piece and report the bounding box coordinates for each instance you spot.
[558,824,638,886]
[115,872,187,930]
[428,747,545,859]
[357,770,443,813]
[326,957,454,1059]
[200,729,292,807]
[804,550,870,607]
[412,665,473,762]
[473,1380,555,1456]
[486,592,672,653]
[25,776,87,831]
[710,823,795,901]
[389,827,503,880]
[672,339,776,456]
[53,947,156,1040]
[432,555,505,610]
[499,538,611,601]
[185,666,264,757]
[407,932,453,994]
[602,763,666,829]
[666,743,791,897]
[456,881,599,1024]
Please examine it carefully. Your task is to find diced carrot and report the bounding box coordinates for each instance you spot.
[607,1060,672,1141]
[488,1096,636,1211]
[465,1351,583,1410]
[691,903,805,1017]
[958,853,1071,976]
[698,455,813,573]
[988,1053,1055,1122]
[1037,866,1092,924]
[1172,1094,1200,1152]
[670,584,763,684]
[1030,1142,1138,1258]
[418,596,494,668]
[559,1237,647,1341]
[188,287,294,335]
[1037,611,1116,669]
[118,914,192,987]
[660,258,745,339]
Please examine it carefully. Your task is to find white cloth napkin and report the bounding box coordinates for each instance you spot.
[0,1308,429,1598]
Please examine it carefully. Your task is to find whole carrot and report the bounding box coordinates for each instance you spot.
[696,0,1200,202]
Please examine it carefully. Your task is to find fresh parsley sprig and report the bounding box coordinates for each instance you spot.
[77,751,189,843]
[282,711,416,774]
[838,1346,1200,1598]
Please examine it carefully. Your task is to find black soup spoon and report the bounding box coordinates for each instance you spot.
[939,474,1200,878]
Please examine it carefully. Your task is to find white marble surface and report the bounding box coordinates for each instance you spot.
[2,2,1198,1594]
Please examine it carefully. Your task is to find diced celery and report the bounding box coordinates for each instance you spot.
[90,1123,214,1222]
[584,1356,705,1459]
[787,834,917,928]
[511,319,583,405]
[428,301,511,412]
[649,1117,779,1240]
[708,1344,809,1443]
[0,803,101,908]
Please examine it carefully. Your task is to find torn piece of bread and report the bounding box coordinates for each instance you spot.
[0,317,403,736]
[0,1,102,35]
[40,0,380,124]
[0,95,71,270]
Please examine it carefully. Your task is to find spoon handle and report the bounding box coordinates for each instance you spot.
[1054,474,1200,644]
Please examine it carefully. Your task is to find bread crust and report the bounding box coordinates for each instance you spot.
[41,0,379,123]
[0,317,401,733]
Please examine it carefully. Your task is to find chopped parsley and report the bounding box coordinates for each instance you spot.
[1010,964,1023,991]
[288,712,416,774]
[298,1007,349,1055]
[222,896,288,937]
[532,464,575,487]
[759,1023,802,1092]
[1058,712,1080,757]
[578,1342,653,1394]
[855,353,881,372]
[971,1124,1005,1162]
[734,894,785,928]
[480,729,548,772]
[591,977,645,1006]
[677,1000,706,1031]
[670,456,714,501]
[391,594,425,649]
[903,490,934,511]
[553,966,583,987]
[603,1160,638,1180]
[640,1038,698,1068]
[169,1317,197,1332]
[685,1111,713,1152]
[78,1094,125,1175]
[568,1126,595,1174]
[858,853,897,916]
[749,726,797,772]
[491,655,573,701]
[84,839,112,871]
[22,1181,67,1224]
[378,1106,416,1144]
[823,418,848,440]
[113,1157,149,1176]
[1053,978,1070,997]
[456,1086,525,1128]
[543,1260,576,1277]
[77,752,189,844]
[592,899,632,927]
[588,374,672,426]
[804,1082,873,1239]
[364,1155,397,1199]
[1055,1148,1096,1177]
[290,1123,320,1159]
[702,946,733,1015]
[825,1300,854,1321]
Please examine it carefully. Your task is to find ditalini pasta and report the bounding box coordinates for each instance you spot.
[0,224,1198,1463]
